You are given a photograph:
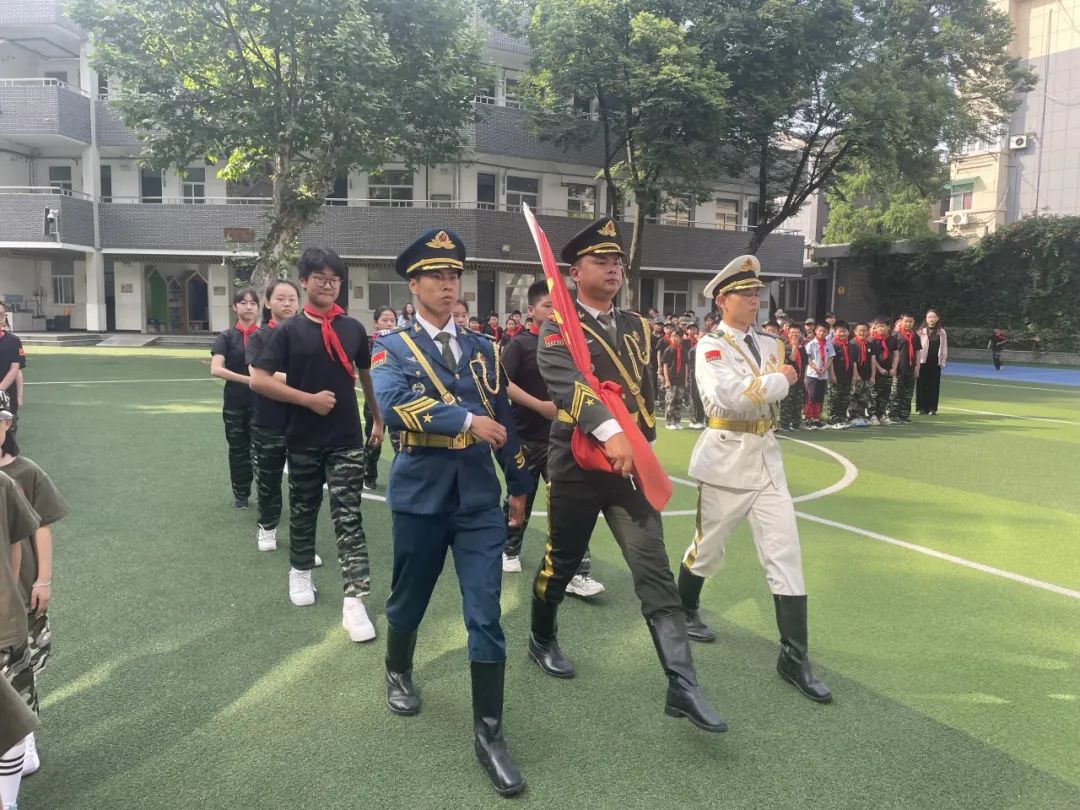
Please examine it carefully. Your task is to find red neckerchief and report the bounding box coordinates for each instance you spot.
[790,342,802,372]
[527,323,539,336]
[899,328,915,364]
[304,304,355,380]
[236,321,258,346]
[834,338,850,371]
[490,325,502,340]
[670,338,682,375]
[878,336,889,361]
[816,337,826,368]
[854,336,867,364]
[267,319,277,329]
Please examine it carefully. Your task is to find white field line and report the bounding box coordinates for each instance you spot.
[26,377,214,385]
[947,379,1080,394]
[942,405,1080,426]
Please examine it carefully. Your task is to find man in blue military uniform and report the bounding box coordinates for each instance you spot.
[371,228,534,798]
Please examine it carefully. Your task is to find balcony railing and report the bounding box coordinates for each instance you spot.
[0,79,92,142]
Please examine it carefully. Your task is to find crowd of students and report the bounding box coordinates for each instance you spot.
[0,310,71,810]
[643,308,950,432]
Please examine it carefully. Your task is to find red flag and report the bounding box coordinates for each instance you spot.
[522,204,672,511]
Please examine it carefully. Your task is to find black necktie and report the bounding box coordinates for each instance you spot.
[597,311,617,344]
[744,333,761,366]
[434,331,456,368]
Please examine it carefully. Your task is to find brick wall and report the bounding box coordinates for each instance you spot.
[472,104,609,167]
[0,85,91,143]
[94,103,143,148]
[99,202,804,274]
[0,192,94,246]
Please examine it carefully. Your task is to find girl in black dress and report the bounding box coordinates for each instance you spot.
[916,309,948,415]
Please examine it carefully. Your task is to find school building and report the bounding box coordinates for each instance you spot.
[0,3,802,337]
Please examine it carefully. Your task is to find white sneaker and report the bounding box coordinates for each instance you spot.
[566,574,606,598]
[342,596,376,642]
[688,422,705,430]
[23,731,39,775]
[314,553,323,568]
[257,526,277,551]
[502,553,522,573]
[288,568,316,606]
[869,416,881,426]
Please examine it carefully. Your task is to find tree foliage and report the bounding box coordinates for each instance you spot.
[689,0,1036,253]
[70,0,486,290]
[864,216,1080,350]
[823,159,943,244]
[522,0,729,304]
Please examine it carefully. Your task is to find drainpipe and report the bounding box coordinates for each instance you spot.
[830,259,837,314]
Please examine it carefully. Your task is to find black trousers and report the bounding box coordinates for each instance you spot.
[916,361,942,413]
[533,472,681,619]
[502,439,590,575]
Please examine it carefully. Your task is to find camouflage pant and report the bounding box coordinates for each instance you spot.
[827,381,852,424]
[362,402,381,484]
[780,376,805,426]
[889,370,916,420]
[871,377,892,419]
[252,425,286,531]
[501,439,590,575]
[850,380,872,419]
[222,405,254,500]
[0,643,36,714]
[288,445,370,596]
[27,612,50,677]
[665,384,685,424]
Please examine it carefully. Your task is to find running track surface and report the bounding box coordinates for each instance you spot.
[944,361,1080,387]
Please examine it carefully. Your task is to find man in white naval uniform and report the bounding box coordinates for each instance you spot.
[677,255,832,704]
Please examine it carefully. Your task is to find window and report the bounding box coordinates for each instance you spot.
[503,72,522,108]
[52,262,75,305]
[431,194,453,208]
[747,200,760,227]
[370,169,413,207]
[141,168,163,203]
[368,266,411,311]
[663,195,693,226]
[504,272,540,313]
[183,167,206,203]
[476,70,497,104]
[950,182,974,211]
[662,277,689,315]
[505,175,538,212]
[565,183,596,218]
[715,198,739,230]
[44,70,69,87]
[100,165,112,203]
[477,173,497,210]
[784,279,807,309]
[97,73,109,99]
[572,94,594,118]
[48,166,72,193]
[326,172,348,206]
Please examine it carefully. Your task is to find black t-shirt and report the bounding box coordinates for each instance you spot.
[850,338,873,380]
[0,333,24,411]
[661,343,688,385]
[869,337,889,373]
[886,332,922,372]
[830,340,854,383]
[783,344,808,383]
[245,325,288,430]
[990,332,1007,351]
[211,327,254,410]
[502,328,550,444]
[253,313,370,449]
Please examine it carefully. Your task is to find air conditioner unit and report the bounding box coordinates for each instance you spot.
[949,212,969,227]
[1009,134,1028,150]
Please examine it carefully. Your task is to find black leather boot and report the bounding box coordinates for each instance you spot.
[647,613,727,733]
[471,661,526,797]
[527,595,575,678]
[385,627,420,716]
[678,565,716,643]
[774,594,832,703]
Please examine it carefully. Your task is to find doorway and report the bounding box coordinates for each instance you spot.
[105,263,116,331]
[146,269,168,331]
[477,271,496,319]
[184,271,209,331]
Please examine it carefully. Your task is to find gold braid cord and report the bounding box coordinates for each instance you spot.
[469,341,503,418]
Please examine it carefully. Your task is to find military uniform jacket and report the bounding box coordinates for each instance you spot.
[689,325,790,491]
[371,321,532,515]
[537,301,656,482]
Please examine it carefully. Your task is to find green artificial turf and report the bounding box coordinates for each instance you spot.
[17,350,1080,809]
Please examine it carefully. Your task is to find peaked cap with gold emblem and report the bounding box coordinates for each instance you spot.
[703,254,764,299]
[395,228,467,279]
[560,216,625,265]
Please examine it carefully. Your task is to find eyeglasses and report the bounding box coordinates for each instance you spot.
[308,275,341,288]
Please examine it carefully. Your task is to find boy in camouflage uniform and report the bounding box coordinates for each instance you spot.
[250,248,385,643]
[661,329,689,428]
[888,313,922,425]
[869,321,893,425]
[779,328,807,429]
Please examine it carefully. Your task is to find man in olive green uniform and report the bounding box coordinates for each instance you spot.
[528,216,727,733]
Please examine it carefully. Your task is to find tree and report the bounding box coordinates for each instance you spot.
[523,0,729,306]
[822,159,943,245]
[70,0,486,291]
[690,0,1037,253]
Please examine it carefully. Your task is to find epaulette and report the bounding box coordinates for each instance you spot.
[383,324,410,336]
